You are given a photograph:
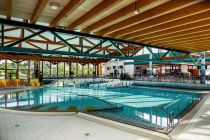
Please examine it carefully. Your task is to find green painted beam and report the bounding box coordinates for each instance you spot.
[146,46,158,59]
[0,46,149,60]
[109,40,127,57]
[6,30,46,47]
[51,31,80,53]
[0,18,190,53]
[160,50,170,60]
[85,40,106,54]
[124,56,210,66]
[130,46,143,57]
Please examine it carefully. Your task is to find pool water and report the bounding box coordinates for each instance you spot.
[0,86,201,131]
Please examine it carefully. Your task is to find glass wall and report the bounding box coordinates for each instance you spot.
[19,61,28,80]
[0,59,94,79]
[0,60,5,79]
[43,61,50,78]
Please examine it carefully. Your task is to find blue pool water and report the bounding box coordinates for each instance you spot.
[0,86,201,130]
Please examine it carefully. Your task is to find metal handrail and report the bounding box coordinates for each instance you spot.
[164,99,180,109]
[155,99,180,133]
[133,75,205,84]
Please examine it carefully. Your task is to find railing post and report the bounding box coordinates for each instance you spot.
[156,107,158,130]
[167,113,169,132]
[178,100,180,122]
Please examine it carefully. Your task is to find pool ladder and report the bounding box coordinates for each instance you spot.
[155,99,180,134]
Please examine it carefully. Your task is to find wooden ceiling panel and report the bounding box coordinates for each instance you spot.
[148,33,210,45]
[49,0,85,27]
[95,0,200,36]
[108,0,209,38]
[122,10,210,40]
[81,0,157,33]
[133,18,210,41]
[38,0,70,24]
[80,0,138,32]
[60,0,102,27]
[31,0,49,24]
[9,0,38,20]
[67,0,121,30]
[157,39,210,47]
[165,44,210,52]
[142,25,210,43]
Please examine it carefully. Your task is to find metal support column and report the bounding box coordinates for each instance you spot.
[148,53,153,79]
[201,52,206,84]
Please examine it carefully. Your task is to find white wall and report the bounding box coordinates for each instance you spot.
[104,60,134,78]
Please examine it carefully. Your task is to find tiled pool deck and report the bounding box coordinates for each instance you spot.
[0,87,210,140]
[0,110,160,140]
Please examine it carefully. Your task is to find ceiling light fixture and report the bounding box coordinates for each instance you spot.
[50,2,60,10]
[134,1,139,15]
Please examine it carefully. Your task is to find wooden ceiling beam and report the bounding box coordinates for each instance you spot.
[143,43,205,52]
[132,19,210,41]
[30,0,49,24]
[67,0,120,30]
[158,40,210,47]
[5,0,12,20]
[82,0,156,33]
[96,0,200,36]
[108,1,210,38]
[135,19,210,40]
[163,46,203,52]
[147,31,210,45]
[122,10,210,40]
[49,0,85,27]
[161,42,210,48]
[142,25,210,43]
[149,34,210,45]
[166,44,210,52]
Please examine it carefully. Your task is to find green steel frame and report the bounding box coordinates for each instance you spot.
[125,52,207,66]
[0,18,190,61]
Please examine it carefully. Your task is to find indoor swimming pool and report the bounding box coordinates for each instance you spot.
[0,86,202,133]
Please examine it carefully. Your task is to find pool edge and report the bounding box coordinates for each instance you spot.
[76,112,170,140]
[169,93,210,139]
